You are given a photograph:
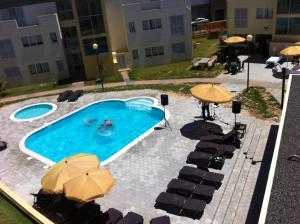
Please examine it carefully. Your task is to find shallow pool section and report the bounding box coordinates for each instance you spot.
[20,97,166,165]
[10,103,57,122]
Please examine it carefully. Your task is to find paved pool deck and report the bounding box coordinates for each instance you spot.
[0,90,276,223]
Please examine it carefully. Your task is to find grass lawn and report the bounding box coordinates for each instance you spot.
[129,37,222,80]
[193,37,219,58]
[2,82,70,98]
[236,87,281,121]
[0,195,34,224]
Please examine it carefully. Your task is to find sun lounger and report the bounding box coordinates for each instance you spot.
[155,192,206,219]
[117,211,143,224]
[90,208,123,224]
[150,216,171,224]
[68,90,83,102]
[186,151,225,170]
[31,190,54,209]
[167,178,215,203]
[178,166,224,189]
[57,90,73,102]
[0,140,7,151]
[181,197,206,219]
[195,141,235,158]
[67,202,101,224]
[200,129,240,148]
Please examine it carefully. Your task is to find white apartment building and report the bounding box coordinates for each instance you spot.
[105,0,192,69]
[0,2,69,87]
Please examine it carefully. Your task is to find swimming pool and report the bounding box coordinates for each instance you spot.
[10,103,57,122]
[20,97,167,165]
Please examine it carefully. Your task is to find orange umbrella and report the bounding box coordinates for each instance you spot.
[224,36,246,44]
[280,46,300,56]
[64,168,115,202]
[41,153,100,194]
[190,84,233,103]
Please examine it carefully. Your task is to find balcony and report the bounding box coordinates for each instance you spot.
[140,1,161,11]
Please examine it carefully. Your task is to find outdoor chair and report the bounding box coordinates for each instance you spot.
[178,166,224,189]
[150,216,171,224]
[167,178,215,203]
[0,140,7,151]
[90,208,123,224]
[31,190,54,209]
[200,129,240,148]
[67,90,83,102]
[195,141,235,158]
[155,192,206,219]
[186,151,225,170]
[117,211,143,224]
[57,90,73,102]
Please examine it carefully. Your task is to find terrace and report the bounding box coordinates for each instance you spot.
[0,88,276,223]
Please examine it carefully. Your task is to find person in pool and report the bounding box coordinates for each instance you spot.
[84,118,98,124]
[98,119,113,131]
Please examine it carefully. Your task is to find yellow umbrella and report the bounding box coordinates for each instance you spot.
[64,168,115,202]
[190,84,233,103]
[280,46,300,56]
[41,153,100,194]
[224,36,246,44]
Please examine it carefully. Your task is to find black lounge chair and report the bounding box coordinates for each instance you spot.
[150,216,170,224]
[181,197,206,219]
[178,166,224,189]
[0,140,7,151]
[186,151,225,170]
[90,208,123,224]
[195,141,235,158]
[200,129,240,148]
[167,178,215,203]
[155,192,206,219]
[68,90,83,102]
[67,202,101,224]
[117,211,143,224]
[31,190,54,209]
[57,90,73,102]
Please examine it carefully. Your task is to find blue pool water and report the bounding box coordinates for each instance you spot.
[15,104,53,120]
[24,98,164,164]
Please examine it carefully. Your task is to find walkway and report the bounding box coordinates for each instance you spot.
[0,77,284,105]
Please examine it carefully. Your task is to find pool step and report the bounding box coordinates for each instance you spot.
[125,100,153,111]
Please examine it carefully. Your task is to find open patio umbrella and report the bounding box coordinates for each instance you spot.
[41,153,100,194]
[224,36,246,44]
[280,46,300,56]
[190,84,233,103]
[64,168,115,203]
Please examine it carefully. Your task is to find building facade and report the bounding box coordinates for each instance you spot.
[0,0,192,87]
[227,0,300,56]
[0,2,69,87]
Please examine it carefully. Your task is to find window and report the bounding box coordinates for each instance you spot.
[291,0,300,13]
[29,36,37,46]
[235,8,248,28]
[256,8,272,19]
[172,42,185,53]
[142,20,149,30]
[277,0,290,14]
[29,63,50,74]
[4,67,20,77]
[36,35,43,45]
[145,46,164,57]
[21,37,29,47]
[0,39,15,59]
[56,0,74,20]
[277,17,300,35]
[28,64,36,74]
[149,18,161,29]
[76,0,105,36]
[132,49,139,60]
[129,22,136,33]
[56,60,64,71]
[170,15,184,35]
[82,37,108,56]
[50,33,58,43]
